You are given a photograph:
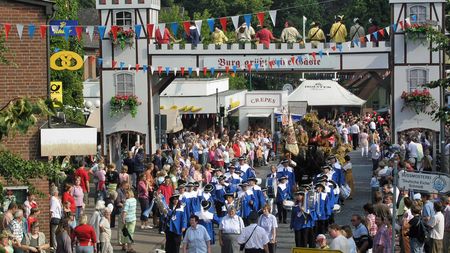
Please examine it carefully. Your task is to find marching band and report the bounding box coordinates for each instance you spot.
[156,154,347,249]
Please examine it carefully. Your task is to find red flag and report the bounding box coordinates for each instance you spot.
[291,56,295,64]
[136,64,140,72]
[147,24,154,38]
[158,66,163,75]
[4,23,11,40]
[378,29,385,37]
[399,21,404,30]
[112,60,117,68]
[247,63,252,72]
[111,26,119,40]
[40,25,47,39]
[220,17,227,32]
[331,45,336,51]
[181,67,185,76]
[225,66,230,74]
[256,12,265,27]
[269,61,274,69]
[75,26,83,41]
[311,52,316,60]
[359,36,365,43]
[183,21,191,35]
[203,67,207,76]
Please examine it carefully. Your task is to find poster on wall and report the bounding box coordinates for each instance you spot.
[49,20,78,36]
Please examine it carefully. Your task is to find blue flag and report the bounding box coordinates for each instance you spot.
[28,24,36,39]
[353,39,359,47]
[134,24,142,38]
[210,67,215,76]
[255,63,259,71]
[244,14,252,28]
[297,56,303,62]
[373,32,378,41]
[392,23,398,33]
[165,67,170,76]
[188,67,193,76]
[119,62,125,70]
[336,44,342,52]
[171,22,178,36]
[232,65,237,73]
[63,26,71,41]
[97,58,103,66]
[276,59,281,68]
[143,65,148,73]
[207,18,215,33]
[98,26,106,40]
[318,50,324,58]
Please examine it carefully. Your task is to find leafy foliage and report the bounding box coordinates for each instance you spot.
[51,0,85,124]
[0,150,62,199]
[229,75,249,90]
[0,34,11,65]
[0,98,55,141]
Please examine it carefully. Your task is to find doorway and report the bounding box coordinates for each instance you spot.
[106,131,146,170]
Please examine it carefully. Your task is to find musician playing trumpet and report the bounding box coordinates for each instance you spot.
[291,190,315,248]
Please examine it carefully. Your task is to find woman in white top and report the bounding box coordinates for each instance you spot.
[359,129,369,157]
[257,204,278,253]
[343,155,354,200]
[50,186,62,248]
[218,206,245,253]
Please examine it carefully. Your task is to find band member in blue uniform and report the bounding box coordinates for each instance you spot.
[238,182,257,226]
[224,165,242,193]
[291,190,315,248]
[266,165,278,215]
[247,176,266,211]
[328,155,345,187]
[191,181,201,214]
[165,193,187,253]
[277,160,296,194]
[276,176,290,224]
[215,175,229,217]
[313,182,329,235]
[198,183,215,203]
[236,156,255,182]
[183,182,195,218]
[222,192,240,216]
[195,200,221,245]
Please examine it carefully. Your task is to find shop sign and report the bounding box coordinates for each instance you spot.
[50,81,63,107]
[246,93,281,107]
[203,55,339,70]
[398,171,450,193]
[49,20,78,36]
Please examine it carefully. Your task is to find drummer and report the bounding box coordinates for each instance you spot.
[291,190,315,248]
[276,176,290,224]
[247,176,266,211]
[277,159,296,194]
[224,165,242,193]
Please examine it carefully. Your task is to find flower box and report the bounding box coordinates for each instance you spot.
[109,27,135,50]
[401,89,434,114]
[110,95,142,118]
[404,22,435,41]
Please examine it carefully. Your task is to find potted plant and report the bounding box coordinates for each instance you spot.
[404,22,435,41]
[401,89,435,114]
[109,27,135,50]
[110,95,142,118]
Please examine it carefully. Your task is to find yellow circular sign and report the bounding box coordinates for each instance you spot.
[50,51,84,71]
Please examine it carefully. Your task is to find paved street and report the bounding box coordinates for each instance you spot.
[85,150,372,252]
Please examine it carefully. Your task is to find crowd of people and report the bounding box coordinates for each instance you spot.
[0,111,449,253]
[155,16,385,48]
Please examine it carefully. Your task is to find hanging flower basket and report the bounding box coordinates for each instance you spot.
[401,89,434,114]
[109,27,135,50]
[110,95,142,118]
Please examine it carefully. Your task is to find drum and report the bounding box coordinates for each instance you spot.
[283,200,295,211]
[333,204,341,214]
[256,178,262,185]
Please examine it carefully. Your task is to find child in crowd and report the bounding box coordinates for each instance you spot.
[255,146,263,167]
[119,165,130,184]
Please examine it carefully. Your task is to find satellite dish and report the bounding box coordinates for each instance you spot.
[282,83,294,94]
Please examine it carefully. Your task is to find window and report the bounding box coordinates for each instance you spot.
[408,68,428,91]
[115,11,132,26]
[410,5,427,24]
[115,73,134,96]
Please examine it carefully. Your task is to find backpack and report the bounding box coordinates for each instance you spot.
[416,218,430,243]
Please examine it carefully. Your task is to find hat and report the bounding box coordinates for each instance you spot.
[193,182,200,187]
[224,192,236,198]
[247,176,257,182]
[186,182,194,188]
[327,155,336,161]
[261,187,268,193]
[321,165,332,171]
[218,175,226,181]
[178,183,186,189]
[170,193,180,200]
[203,184,215,193]
[300,184,311,190]
[315,183,325,190]
[229,165,236,169]
[310,21,316,26]
[353,17,359,23]
[413,193,422,200]
[278,176,288,182]
[281,159,289,164]
[164,176,171,180]
[238,156,246,161]
[294,190,306,195]
[201,200,212,210]
[239,182,249,187]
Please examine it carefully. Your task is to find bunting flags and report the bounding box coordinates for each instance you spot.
[98,26,106,40]
[257,12,265,27]
[231,16,239,30]
[147,24,154,38]
[16,24,24,40]
[40,25,47,39]
[4,23,11,40]
[87,26,94,41]
[195,20,202,36]
[134,24,142,38]
[219,17,227,32]
[63,26,71,41]
[170,22,178,35]
[268,10,277,26]
[244,14,252,28]
[28,24,35,39]
[75,26,83,41]
[183,21,191,35]
[181,67,185,76]
[207,18,215,33]
[157,23,166,38]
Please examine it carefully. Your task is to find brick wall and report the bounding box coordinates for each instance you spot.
[0,1,51,237]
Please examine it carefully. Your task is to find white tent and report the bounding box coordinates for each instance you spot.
[288,80,366,106]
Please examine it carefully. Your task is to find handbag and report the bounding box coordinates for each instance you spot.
[239,225,258,251]
[122,225,134,243]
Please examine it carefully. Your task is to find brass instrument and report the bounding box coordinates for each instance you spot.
[154,192,169,216]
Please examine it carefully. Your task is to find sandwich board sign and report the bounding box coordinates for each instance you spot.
[398,171,450,193]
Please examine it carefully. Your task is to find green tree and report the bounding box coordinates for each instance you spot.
[51,0,85,124]
[229,75,248,90]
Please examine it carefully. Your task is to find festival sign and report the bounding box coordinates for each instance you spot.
[50,81,63,107]
[49,20,78,36]
[203,55,339,70]
[398,171,450,193]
